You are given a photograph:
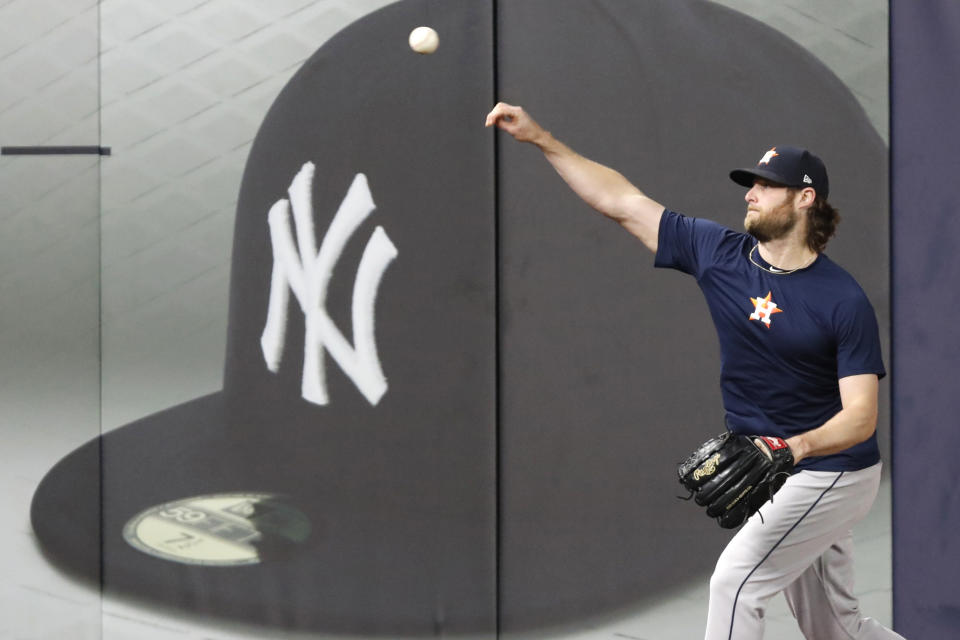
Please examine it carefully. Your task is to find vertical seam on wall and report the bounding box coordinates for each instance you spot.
[97,0,106,629]
[492,0,502,636]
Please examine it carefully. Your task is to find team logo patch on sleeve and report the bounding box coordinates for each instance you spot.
[749,291,783,328]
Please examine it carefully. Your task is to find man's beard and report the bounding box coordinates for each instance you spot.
[744,198,798,243]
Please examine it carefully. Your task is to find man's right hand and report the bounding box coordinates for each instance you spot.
[483,101,663,252]
[485,102,549,146]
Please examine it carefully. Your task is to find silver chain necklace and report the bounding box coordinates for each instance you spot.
[748,244,817,275]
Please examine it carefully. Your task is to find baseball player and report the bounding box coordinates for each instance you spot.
[485,103,906,640]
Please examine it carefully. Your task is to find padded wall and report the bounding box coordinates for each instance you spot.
[496,0,887,632]
[24,1,893,637]
[891,1,960,636]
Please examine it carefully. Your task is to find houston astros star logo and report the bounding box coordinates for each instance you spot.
[749,291,783,328]
[758,147,778,165]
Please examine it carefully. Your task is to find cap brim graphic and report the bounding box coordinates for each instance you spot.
[33,393,496,633]
[31,0,887,635]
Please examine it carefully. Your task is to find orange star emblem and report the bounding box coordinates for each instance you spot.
[749,291,783,328]
[758,147,779,165]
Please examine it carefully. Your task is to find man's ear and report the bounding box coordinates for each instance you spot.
[795,187,816,210]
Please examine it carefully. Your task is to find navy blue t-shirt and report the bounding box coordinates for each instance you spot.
[655,210,885,472]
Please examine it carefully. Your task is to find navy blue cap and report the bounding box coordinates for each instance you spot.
[730,145,829,199]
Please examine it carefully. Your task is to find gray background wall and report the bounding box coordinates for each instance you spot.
[1,1,891,639]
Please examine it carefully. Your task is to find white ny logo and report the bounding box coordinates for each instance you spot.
[260,162,398,406]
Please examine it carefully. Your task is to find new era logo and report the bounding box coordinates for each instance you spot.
[803,174,813,184]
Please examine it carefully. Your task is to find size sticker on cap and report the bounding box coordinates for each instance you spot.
[122,492,311,566]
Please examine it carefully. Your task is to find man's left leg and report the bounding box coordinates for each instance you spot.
[784,531,905,639]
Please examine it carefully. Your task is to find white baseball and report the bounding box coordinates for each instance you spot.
[409,26,439,55]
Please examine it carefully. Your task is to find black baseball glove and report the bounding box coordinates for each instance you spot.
[677,432,795,529]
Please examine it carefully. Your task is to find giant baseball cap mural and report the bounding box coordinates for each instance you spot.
[32,0,886,635]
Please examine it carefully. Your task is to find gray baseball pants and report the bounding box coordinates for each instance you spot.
[704,462,906,639]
